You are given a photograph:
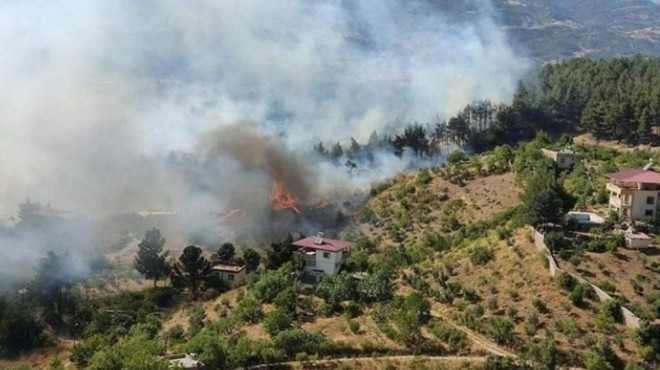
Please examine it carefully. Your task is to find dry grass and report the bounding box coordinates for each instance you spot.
[574,133,660,153]
[359,170,519,244]
[558,246,660,319]
[423,229,644,364]
[302,315,404,353]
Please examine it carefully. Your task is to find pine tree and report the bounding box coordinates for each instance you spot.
[171,245,211,298]
[134,228,170,288]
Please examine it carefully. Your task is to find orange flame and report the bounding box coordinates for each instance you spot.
[270,181,301,214]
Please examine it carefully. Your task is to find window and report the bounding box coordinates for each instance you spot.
[647,196,655,205]
[323,252,331,259]
[645,210,654,217]
[227,274,234,281]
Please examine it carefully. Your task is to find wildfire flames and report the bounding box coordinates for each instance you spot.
[270,181,301,214]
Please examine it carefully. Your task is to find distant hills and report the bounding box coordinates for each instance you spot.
[435,0,660,63]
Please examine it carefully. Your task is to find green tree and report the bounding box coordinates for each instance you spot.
[544,231,565,253]
[134,228,170,288]
[242,248,261,272]
[265,234,296,270]
[522,171,572,228]
[0,298,44,356]
[32,251,78,323]
[525,336,558,370]
[216,242,235,263]
[171,246,211,298]
[263,309,293,336]
[235,294,263,324]
[254,268,290,303]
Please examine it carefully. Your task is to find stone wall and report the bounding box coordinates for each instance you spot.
[531,228,641,329]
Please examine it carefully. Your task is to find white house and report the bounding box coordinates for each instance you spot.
[210,263,246,283]
[607,166,660,220]
[293,232,351,283]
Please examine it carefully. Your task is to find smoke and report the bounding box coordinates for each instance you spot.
[0,0,529,281]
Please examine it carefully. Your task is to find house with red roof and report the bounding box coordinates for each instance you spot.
[607,164,660,219]
[293,232,351,283]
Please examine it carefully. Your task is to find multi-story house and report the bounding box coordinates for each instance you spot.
[293,232,351,283]
[607,165,660,220]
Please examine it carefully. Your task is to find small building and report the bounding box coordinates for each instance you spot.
[210,263,246,283]
[293,232,351,283]
[607,165,660,220]
[160,353,205,369]
[541,148,579,169]
[625,232,652,249]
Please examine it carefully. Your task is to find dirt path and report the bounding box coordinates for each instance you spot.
[237,355,489,370]
[430,307,518,358]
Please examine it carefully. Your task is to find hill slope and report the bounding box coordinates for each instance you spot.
[432,0,660,62]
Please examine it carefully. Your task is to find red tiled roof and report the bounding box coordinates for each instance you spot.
[608,169,660,184]
[293,236,351,252]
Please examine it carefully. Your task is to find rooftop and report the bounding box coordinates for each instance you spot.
[293,236,351,252]
[625,232,651,240]
[608,168,660,184]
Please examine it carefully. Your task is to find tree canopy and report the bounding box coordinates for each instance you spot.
[171,246,211,298]
[134,228,170,288]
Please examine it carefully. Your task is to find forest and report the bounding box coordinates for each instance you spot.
[315,56,660,167]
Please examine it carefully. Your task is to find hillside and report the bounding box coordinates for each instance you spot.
[431,0,660,63]
[3,138,660,370]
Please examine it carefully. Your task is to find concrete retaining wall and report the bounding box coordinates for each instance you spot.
[531,228,641,329]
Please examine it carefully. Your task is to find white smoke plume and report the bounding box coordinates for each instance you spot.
[0,0,529,281]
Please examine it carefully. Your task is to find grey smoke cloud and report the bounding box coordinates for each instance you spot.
[0,0,528,216]
[0,0,528,280]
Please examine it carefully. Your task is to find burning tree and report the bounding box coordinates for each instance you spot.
[270,181,300,214]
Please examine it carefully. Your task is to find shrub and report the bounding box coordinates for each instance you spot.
[600,300,623,324]
[427,320,469,352]
[165,325,185,341]
[447,150,467,165]
[348,320,360,334]
[533,298,549,314]
[544,231,565,252]
[234,294,263,324]
[344,301,361,319]
[556,273,578,291]
[264,309,293,336]
[524,313,539,337]
[253,269,290,303]
[470,246,494,266]
[486,317,515,345]
[488,297,499,311]
[569,284,585,306]
[417,169,433,185]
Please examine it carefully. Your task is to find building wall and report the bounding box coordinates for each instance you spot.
[314,250,343,276]
[626,237,651,249]
[212,269,245,282]
[631,189,658,219]
[607,182,659,220]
